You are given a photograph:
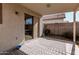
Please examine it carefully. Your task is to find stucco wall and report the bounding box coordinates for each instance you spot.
[0,4,40,52]
[33,17,39,38]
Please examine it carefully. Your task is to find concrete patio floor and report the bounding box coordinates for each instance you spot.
[20,37,74,55]
[75,45,79,55]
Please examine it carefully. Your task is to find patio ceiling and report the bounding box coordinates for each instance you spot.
[21,3,79,15]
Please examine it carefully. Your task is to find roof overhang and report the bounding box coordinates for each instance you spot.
[42,13,65,20]
[20,3,79,16]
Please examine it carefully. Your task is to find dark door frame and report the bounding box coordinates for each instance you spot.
[24,13,34,39]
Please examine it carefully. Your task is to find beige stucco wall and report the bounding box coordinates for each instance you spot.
[0,4,40,52]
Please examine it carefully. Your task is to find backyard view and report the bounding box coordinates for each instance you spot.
[20,11,79,55]
[20,12,74,55]
[1,0,79,59]
[43,11,79,45]
[0,3,79,55]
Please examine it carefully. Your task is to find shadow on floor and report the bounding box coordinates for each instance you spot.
[43,35,73,44]
[0,48,27,55]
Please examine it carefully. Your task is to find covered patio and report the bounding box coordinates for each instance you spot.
[0,3,79,55]
[20,3,79,55]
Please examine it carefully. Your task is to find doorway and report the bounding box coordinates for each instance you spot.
[25,14,33,40]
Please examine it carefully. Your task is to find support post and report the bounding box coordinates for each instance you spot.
[71,11,76,55]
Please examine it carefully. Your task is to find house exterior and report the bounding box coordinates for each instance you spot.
[0,3,40,52]
[0,3,79,54]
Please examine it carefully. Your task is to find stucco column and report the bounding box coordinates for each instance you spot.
[39,18,44,37]
[33,17,39,38]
